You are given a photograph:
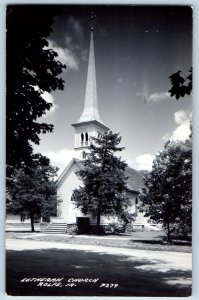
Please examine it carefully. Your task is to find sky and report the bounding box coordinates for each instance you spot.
[33,5,192,174]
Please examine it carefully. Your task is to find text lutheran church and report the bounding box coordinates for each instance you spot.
[49,16,149,234]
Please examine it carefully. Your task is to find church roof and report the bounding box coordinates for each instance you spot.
[57,158,83,189]
[125,166,145,192]
[57,157,144,193]
[71,119,109,132]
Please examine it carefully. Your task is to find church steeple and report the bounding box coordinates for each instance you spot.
[72,13,109,156]
[78,30,102,124]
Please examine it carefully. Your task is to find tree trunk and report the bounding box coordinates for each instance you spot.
[167,221,172,244]
[30,213,35,232]
[97,210,101,234]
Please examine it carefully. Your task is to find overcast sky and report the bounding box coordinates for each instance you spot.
[33,5,192,173]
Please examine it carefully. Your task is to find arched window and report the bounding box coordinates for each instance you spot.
[85,132,88,145]
[135,197,138,205]
[81,133,84,146]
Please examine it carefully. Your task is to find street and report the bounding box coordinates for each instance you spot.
[6,238,192,296]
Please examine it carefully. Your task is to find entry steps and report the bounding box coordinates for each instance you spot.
[43,222,68,234]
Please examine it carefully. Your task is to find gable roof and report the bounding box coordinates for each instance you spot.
[57,158,83,189]
[125,166,145,192]
[57,158,145,193]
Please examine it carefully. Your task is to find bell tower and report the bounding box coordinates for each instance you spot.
[72,13,109,158]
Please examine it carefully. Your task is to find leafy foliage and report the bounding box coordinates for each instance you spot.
[7,161,61,232]
[107,211,135,234]
[6,5,66,169]
[140,139,192,242]
[169,68,192,100]
[72,131,130,231]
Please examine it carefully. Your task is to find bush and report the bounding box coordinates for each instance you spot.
[106,222,125,234]
[67,224,78,235]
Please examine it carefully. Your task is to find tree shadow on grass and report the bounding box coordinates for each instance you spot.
[6,248,191,297]
[131,239,192,246]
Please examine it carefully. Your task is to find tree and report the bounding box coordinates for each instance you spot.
[7,162,60,232]
[169,68,192,100]
[71,131,130,233]
[6,5,66,169]
[140,139,192,242]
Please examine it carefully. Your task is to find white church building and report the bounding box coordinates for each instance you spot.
[49,20,148,234]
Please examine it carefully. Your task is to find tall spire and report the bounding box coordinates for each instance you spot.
[78,14,103,124]
[72,13,109,154]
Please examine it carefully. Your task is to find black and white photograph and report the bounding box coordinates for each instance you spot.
[6,4,192,297]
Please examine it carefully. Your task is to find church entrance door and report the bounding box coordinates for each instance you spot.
[77,217,90,234]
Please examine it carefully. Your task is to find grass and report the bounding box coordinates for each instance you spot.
[6,231,191,253]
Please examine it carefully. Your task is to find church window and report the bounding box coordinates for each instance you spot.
[135,197,138,205]
[81,133,84,146]
[85,132,88,145]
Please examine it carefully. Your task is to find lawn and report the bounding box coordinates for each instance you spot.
[6,230,192,253]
